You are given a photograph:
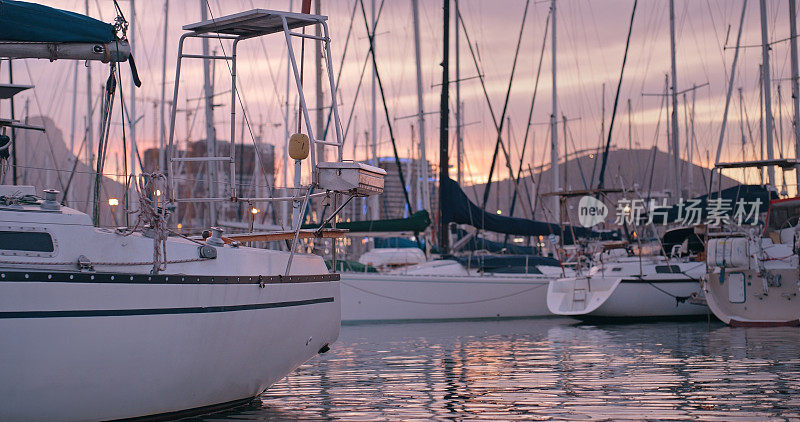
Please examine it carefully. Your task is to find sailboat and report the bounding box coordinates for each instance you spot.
[701,0,800,327]
[546,186,773,321]
[338,0,582,323]
[0,4,382,420]
[704,161,799,326]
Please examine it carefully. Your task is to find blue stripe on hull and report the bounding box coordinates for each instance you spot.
[0,297,335,319]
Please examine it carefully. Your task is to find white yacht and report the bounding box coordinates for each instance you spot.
[0,185,340,421]
[341,257,571,323]
[547,246,707,320]
[0,6,384,421]
[704,195,800,326]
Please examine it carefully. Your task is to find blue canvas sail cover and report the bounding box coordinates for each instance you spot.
[440,177,594,238]
[0,0,115,43]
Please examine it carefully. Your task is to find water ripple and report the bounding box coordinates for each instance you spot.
[193,319,800,421]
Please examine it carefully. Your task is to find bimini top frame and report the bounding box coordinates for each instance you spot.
[166,9,345,204]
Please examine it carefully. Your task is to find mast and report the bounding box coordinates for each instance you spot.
[283,0,293,229]
[70,61,78,174]
[455,0,462,185]
[712,0,748,187]
[600,83,606,151]
[668,0,681,197]
[739,87,747,162]
[158,0,169,172]
[439,0,450,252]
[760,0,776,187]
[760,64,765,183]
[68,59,78,202]
[8,60,16,184]
[789,0,800,192]
[200,1,217,227]
[411,0,430,211]
[369,0,379,220]
[550,0,559,219]
[689,85,696,194]
[86,0,94,209]
[130,0,139,178]
[315,0,324,162]
[627,98,632,151]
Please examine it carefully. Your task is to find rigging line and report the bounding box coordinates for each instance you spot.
[341,0,387,144]
[567,121,589,190]
[508,8,552,221]
[321,0,363,141]
[596,0,638,192]
[455,1,532,211]
[358,0,413,214]
[60,94,102,206]
[117,73,145,174]
[93,66,117,226]
[21,61,67,192]
[116,62,130,225]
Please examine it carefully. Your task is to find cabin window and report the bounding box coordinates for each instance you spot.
[611,267,622,272]
[0,231,54,252]
[655,265,681,274]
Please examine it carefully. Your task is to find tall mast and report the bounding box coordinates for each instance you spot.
[601,83,605,149]
[369,0,379,219]
[789,0,800,192]
[200,1,217,227]
[283,0,292,229]
[70,61,78,170]
[550,0,559,219]
[315,0,324,162]
[668,0,681,197]
[689,85,696,195]
[439,0,450,252]
[129,0,138,180]
[411,0,430,211]
[712,0,747,190]
[85,0,94,210]
[68,59,78,202]
[455,0,462,185]
[158,0,169,172]
[760,0,776,187]
[627,98,632,151]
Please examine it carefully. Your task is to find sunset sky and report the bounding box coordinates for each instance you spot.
[4,0,800,192]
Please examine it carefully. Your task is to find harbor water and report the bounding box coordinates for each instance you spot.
[195,318,800,420]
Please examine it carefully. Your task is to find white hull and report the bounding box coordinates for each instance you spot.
[0,187,341,421]
[704,269,800,327]
[341,273,553,322]
[547,277,706,319]
[0,276,340,421]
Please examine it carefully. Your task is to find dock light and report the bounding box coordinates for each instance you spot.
[177,223,183,229]
[155,189,162,197]
[250,207,260,215]
[496,209,502,215]
[108,198,119,206]
[623,204,631,214]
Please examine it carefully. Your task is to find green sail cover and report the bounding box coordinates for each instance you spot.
[303,210,431,233]
[0,0,115,43]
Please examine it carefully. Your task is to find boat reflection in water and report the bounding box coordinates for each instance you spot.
[194,319,800,420]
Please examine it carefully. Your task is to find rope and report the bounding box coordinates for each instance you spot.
[0,194,39,206]
[639,279,696,307]
[341,280,547,305]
